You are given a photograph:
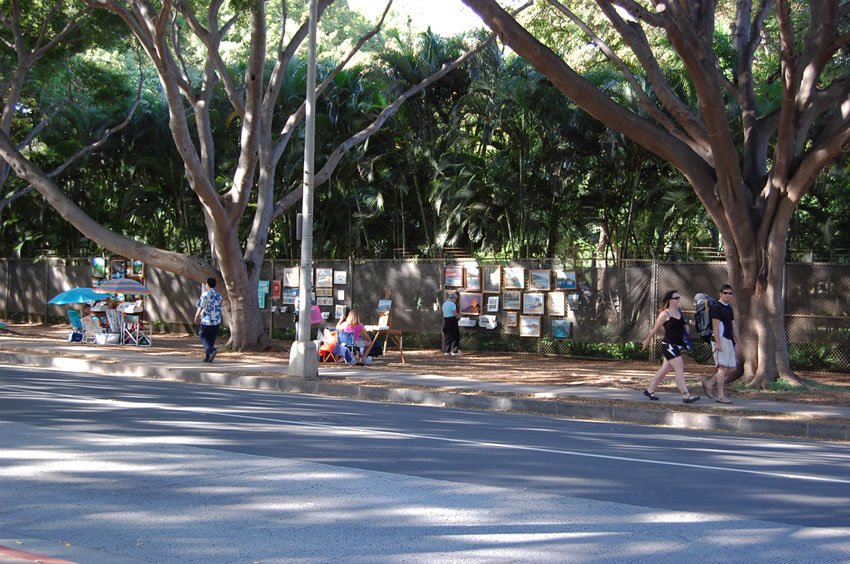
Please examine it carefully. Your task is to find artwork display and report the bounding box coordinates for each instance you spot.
[110,258,126,279]
[568,292,581,307]
[459,292,483,315]
[529,270,551,291]
[315,288,333,297]
[522,292,545,315]
[271,280,282,299]
[335,304,347,320]
[444,266,464,287]
[465,266,481,291]
[283,267,299,288]
[505,311,518,327]
[92,257,106,278]
[504,267,525,289]
[486,295,500,313]
[547,292,566,317]
[337,289,345,301]
[556,270,578,290]
[316,297,334,306]
[502,290,521,310]
[333,270,348,285]
[132,260,144,276]
[281,287,298,304]
[519,315,541,337]
[315,268,333,288]
[552,319,572,339]
[482,265,501,293]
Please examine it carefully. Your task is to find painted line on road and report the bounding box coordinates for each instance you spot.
[0,543,77,564]
[5,384,850,486]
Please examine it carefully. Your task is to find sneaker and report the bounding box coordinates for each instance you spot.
[444,352,451,356]
[208,349,217,363]
[451,351,462,356]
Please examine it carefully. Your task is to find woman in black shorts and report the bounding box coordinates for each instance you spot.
[640,290,700,403]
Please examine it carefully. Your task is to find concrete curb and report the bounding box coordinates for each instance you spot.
[2,351,848,442]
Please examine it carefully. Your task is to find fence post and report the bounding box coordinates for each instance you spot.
[648,259,658,363]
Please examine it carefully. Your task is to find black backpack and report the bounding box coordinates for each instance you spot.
[693,293,716,343]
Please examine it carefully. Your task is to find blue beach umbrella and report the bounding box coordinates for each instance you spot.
[48,287,105,305]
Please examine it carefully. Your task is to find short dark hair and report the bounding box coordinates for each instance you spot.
[206,277,217,288]
[719,283,732,293]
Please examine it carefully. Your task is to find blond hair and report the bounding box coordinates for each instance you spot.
[345,310,360,325]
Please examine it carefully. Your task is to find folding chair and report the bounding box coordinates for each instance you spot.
[337,331,358,365]
[67,310,84,332]
[80,315,106,344]
[105,309,123,341]
[318,329,341,363]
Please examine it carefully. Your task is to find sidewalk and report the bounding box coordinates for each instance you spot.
[1,335,848,442]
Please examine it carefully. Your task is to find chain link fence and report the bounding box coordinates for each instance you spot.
[3,257,849,372]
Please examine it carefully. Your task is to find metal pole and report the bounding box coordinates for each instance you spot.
[288,0,319,378]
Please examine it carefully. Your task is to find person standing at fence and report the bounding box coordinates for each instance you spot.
[704,283,739,404]
[194,277,223,363]
[442,291,461,356]
[640,290,700,403]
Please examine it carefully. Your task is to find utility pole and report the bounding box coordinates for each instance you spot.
[288,0,319,378]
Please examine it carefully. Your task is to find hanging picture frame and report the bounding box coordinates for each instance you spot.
[444,265,464,288]
[283,267,300,288]
[459,292,483,315]
[552,319,572,339]
[333,270,347,285]
[547,292,566,317]
[316,297,334,306]
[465,265,481,291]
[556,269,578,290]
[505,311,518,327]
[519,315,541,337]
[502,290,521,310]
[92,257,107,279]
[529,269,551,291]
[522,292,545,315]
[315,267,333,288]
[482,265,501,293]
[504,267,525,289]
[486,295,500,312]
[335,304,347,319]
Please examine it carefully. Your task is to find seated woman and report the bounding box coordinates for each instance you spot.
[335,310,372,365]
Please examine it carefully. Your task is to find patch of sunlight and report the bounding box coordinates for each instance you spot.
[0,459,161,477]
[440,531,620,543]
[793,527,850,538]
[633,510,733,524]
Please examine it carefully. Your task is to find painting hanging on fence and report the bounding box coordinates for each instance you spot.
[482,265,501,293]
[335,304,347,319]
[522,292,545,315]
[547,292,566,317]
[486,295,500,312]
[519,315,541,337]
[315,267,333,288]
[552,319,572,339]
[505,311,518,327]
[502,290,521,310]
[316,297,334,306]
[283,267,299,288]
[333,270,347,285]
[92,257,106,279]
[504,267,525,289]
[460,292,483,315]
[529,269,551,290]
[444,266,464,288]
[465,266,481,291]
[556,270,577,289]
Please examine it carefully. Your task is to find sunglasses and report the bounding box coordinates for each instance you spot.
[721,291,733,295]
[671,296,681,299]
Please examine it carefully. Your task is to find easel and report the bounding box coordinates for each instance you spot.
[363,290,405,363]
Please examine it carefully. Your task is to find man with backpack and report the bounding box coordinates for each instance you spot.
[703,283,740,404]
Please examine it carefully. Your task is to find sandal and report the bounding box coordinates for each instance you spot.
[715,397,733,404]
[643,389,659,401]
[683,394,701,404]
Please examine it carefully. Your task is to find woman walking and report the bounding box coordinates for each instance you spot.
[641,290,700,403]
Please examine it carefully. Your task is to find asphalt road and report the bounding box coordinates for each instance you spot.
[1,363,849,563]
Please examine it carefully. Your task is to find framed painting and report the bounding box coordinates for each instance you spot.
[316,297,334,306]
[283,266,300,288]
[552,319,572,339]
[335,304,347,320]
[522,292,545,315]
[92,257,107,278]
[459,292,483,315]
[315,288,333,297]
[337,289,345,301]
[333,270,347,285]
[519,315,541,337]
[444,265,464,288]
[465,265,481,291]
[505,311,518,327]
[529,269,551,291]
[504,267,525,289]
[547,291,566,317]
[315,267,333,288]
[556,269,577,290]
[568,292,581,308]
[482,265,501,293]
[486,295,500,313]
[131,259,144,276]
[281,287,298,304]
[110,258,126,280]
[502,290,521,310]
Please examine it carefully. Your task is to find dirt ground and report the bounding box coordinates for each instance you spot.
[3,322,850,407]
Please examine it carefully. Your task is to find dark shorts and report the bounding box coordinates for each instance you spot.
[661,341,685,361]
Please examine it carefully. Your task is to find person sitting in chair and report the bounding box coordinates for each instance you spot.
[336,310,372,365]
